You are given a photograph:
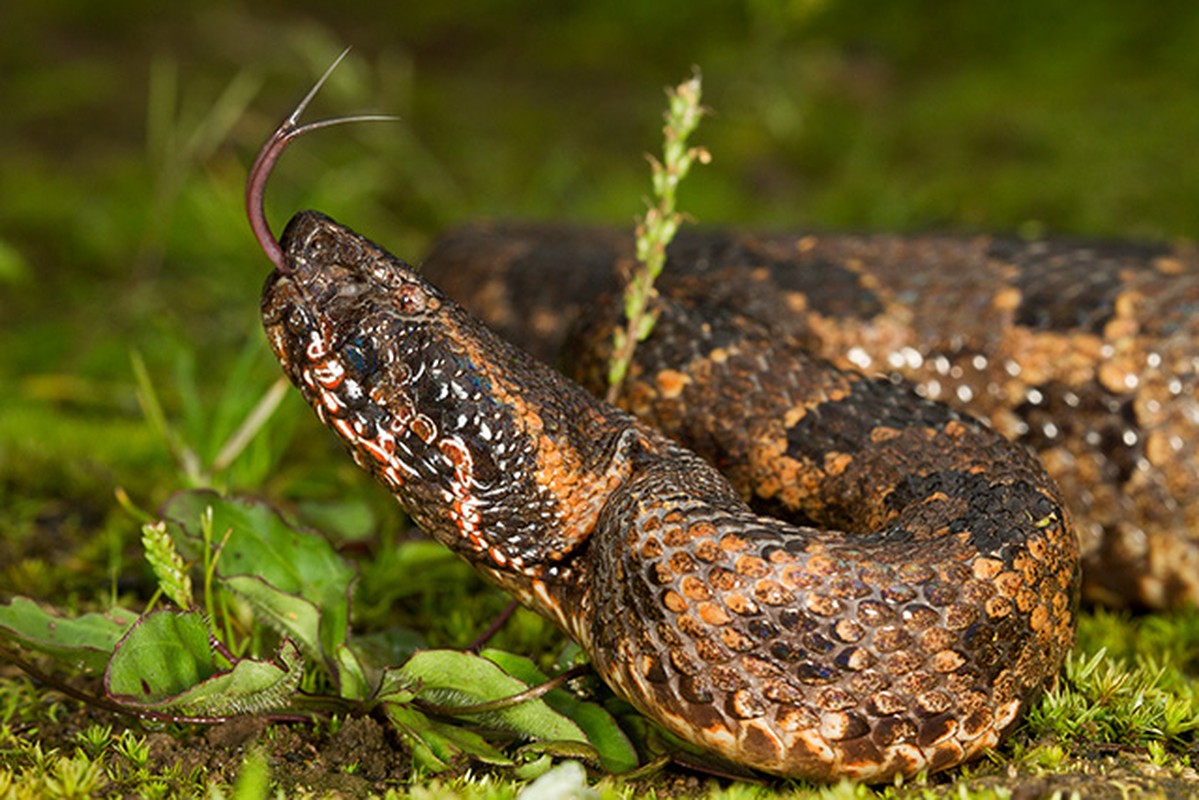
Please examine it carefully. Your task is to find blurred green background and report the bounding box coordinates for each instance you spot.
[2,1,1198,598]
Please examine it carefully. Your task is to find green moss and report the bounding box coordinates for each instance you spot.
[1024,612,1199,751]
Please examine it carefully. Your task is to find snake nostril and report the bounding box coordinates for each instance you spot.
[303,228,339,256]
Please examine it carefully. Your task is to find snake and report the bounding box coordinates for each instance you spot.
[247,63,1083,781]
[423,224,1199,613]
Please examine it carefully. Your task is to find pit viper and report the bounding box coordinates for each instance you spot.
[238,62,1185,781]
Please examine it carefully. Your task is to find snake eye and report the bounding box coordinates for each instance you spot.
[344,335,377,376]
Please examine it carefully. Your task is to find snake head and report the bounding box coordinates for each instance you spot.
[262,209,499,552]
[261,210,637,585]
[250,55,640,603]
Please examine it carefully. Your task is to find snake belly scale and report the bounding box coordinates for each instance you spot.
[248,71,1079,782]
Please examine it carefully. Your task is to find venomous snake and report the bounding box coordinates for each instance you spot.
[246,65,1193,781]
[423,224,1199,613]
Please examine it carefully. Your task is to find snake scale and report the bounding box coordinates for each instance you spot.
[246,64,1192,781]
[423,224,1199,613]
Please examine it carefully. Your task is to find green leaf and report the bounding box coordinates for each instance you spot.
[377,661,516,770]
[163,491,356,676]
[382,702,512,773]
[169,639,303,716]
[516,739,604,763]
[105,610,302,715]
[220,574,322,660]
[513,753,555,782]
[376,665,417,705]
[483,649,638,773]
[104,611,215,703]
[384,703,452,772]
[0,597,138,674]
[164,492,354,611]
[398,650,588,744]
[333,642,371,701]
[424,720,513,766]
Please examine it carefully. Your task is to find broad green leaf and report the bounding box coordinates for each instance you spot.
[484,649,638,773]
[294,496,377,541]
[376,665,417,705]
[220,574,322,659]
[163,491,356,671]
[423,719,513,766]
[164,491,354,606]
[0,597,138,674]
[105,611,216,703]
[163,639,303,715]
[384,704,452,773]
[217,575,371,699]
[397,650,588,744]
[105,610,302,715]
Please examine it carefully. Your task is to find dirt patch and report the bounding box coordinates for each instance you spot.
[145,714,413,794]
[0,675,415,796]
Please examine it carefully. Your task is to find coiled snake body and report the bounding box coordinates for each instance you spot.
[260,210,1077,781]
[247,71,1115,781]
[423,225,1199,612]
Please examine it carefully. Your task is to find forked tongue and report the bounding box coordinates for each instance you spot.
[245,48,397,272]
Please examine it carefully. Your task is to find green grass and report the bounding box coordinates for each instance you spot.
[2,1,1199,797]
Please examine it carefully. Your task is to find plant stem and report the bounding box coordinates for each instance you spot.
[606,71,709,404]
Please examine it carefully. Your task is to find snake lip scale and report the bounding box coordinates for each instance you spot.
[249,69,1079,781]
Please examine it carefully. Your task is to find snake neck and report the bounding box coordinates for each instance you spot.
[260,210,641,611]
